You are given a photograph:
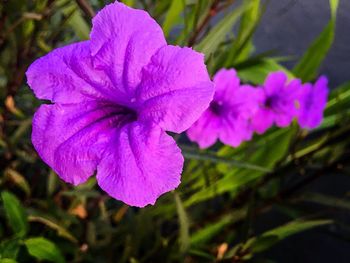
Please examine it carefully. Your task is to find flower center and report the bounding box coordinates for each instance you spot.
[264,96,277,109]
[209,101,224,116]
[105,104,138,128]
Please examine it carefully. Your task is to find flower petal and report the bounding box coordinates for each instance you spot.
[298,76,329,129]
[90,2,166,97]
[219,116,253,147]
[252,108,274,134]
[26,41,125,104]
[187,111,220,149]
[137,45,214,133]
[264,71,288,96]
[96,122,183,207]
[32,101,129,185]
[213,69,240,103]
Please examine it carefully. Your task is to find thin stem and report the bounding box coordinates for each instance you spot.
[182,149,272,173]
[75,0,96,18]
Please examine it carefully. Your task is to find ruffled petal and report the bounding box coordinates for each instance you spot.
[187,111,220,149]
[96,122,183,207]
[137,45,214,133]
[32,101,131,185]
[90,2,166,97]
[252,108,274,134]
[26,41,124,104]
[264,71,288,96]
[219,116,253,147]
[213,69,240,103]
[298,76,329,129]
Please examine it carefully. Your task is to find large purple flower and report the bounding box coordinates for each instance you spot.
[297,76,329,129]
[187,69,261,148]
[251,71,301,134]
[26,2,214,207]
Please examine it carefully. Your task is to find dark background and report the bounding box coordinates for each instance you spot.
[254,1,350,261]
[255,0,350,87]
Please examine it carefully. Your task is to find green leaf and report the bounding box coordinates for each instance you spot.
[190,208,246,245]
[24,237,65,263]
[1,192,28,237]
[57,0,90,40]
[184,127,295,207]
[0,259,18,263]
[194,4,248,58]
[182,149,271,173]
[293,0,339,81]
[174,192,190,253]
[228,219,331,257]
[224,0,261,65]
[162,0,185,37]
[0,238,20,260]
[238,58,294,85]
[250,219,332,253]
[302,192,350,211]
[325,82,350,116]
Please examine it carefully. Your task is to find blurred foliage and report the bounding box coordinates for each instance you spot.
[0,0,350,262]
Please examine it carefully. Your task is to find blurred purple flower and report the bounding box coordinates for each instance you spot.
[297,76,329,129]
[251,71,301,134]
[187,69,261,148]
[26,2,214,207]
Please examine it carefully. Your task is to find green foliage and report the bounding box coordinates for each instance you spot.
[1,192,28,238]
[162,0,185,37]
[227,219,332,260]
[293,0,339,81]
[0,0,349,262]
[195,3,248,59]
[24,238,65,263]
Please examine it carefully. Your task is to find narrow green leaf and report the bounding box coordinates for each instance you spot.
[182,150,271,173]
[24,237,65,263]
[57,1,90,40]
[293,0,339,81]
[1,192,28,237]
[191,208,246,245]
[264,219,332,239]
[302,192,350,211]
[184,127,295,207]
[238,58,294,85]
[174,192,190,253]
[325,82,350,116]
[224,0,261,65]
[162,0,185,37]
[195,4,248,58]
[250,219,332,253]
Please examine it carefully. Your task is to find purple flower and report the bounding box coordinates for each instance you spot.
[26,2,214,207]
[251,71,301,134]
[187,69,261,148]
[297,76,329,129]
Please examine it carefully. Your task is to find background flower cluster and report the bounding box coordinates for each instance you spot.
[188,70,329,149]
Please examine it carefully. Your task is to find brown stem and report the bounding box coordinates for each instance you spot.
[75,0,95,18]
[188,0,237,47]
[188,0,221,46]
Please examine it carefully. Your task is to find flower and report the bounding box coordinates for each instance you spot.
[251,71,301,134]
[26,2,214,207]
[297,76,329,129]
[187,69,261,148]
